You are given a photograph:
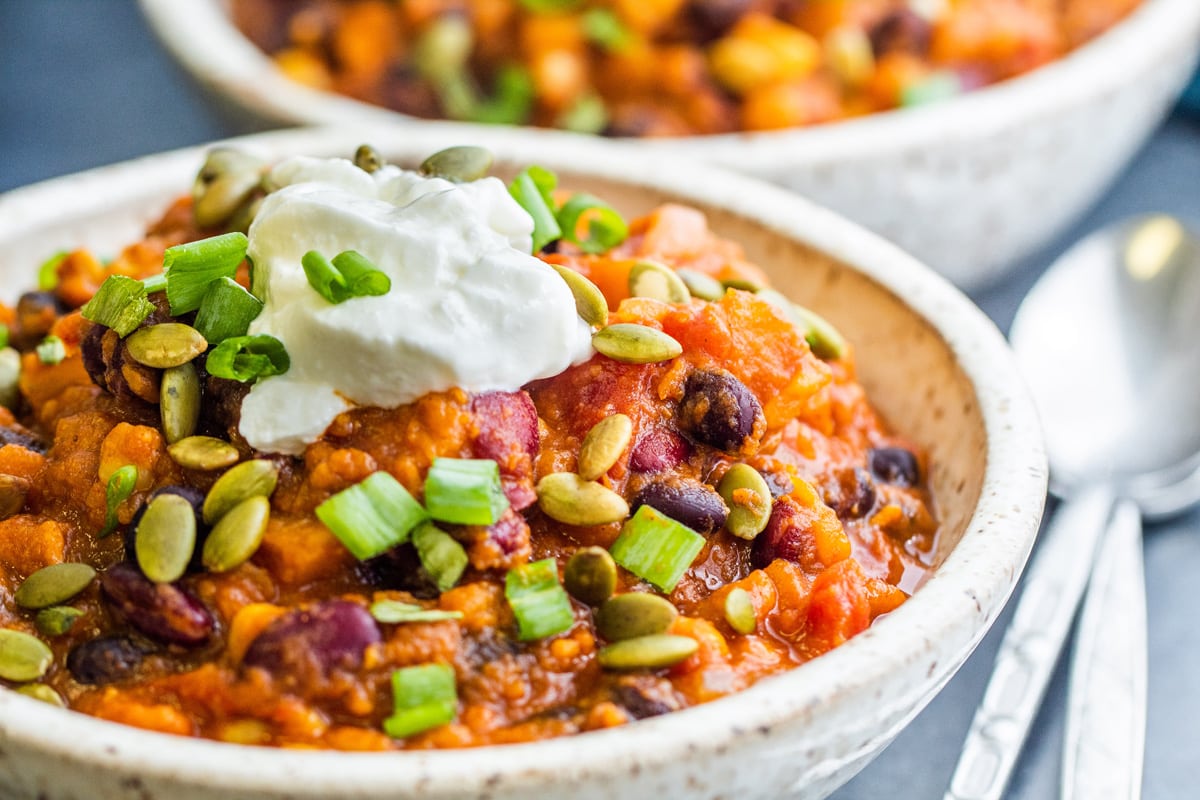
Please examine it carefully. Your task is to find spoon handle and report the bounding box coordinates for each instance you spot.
[944,486,1114,800]
[1062,498,1147,800]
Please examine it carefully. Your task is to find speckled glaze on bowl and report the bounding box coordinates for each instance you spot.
[138,0,1200,289]
[0,126,1047,800]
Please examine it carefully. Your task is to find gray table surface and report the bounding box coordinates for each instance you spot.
[2,2,1198,797]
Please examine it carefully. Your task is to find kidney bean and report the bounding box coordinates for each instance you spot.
[471,391,539,464]
[242,600,381,676]
[486,509,531,556]
[629,428,692,474]
[824,467,877,519]
[633,480,728,534]
[751,496,811,570]
[869,9,932,56]
[868,447,920,488]
[677,370,763,453]
[11,291,63,351]
[686,0,753,42]
[67,635,146,685]
[100,562,214,646]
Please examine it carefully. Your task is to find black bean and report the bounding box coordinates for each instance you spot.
[11,291,64,350]
[0,424,47,454]
[868,447,921,488]
[685,0,753,42]
[67,635,146,685]
[100,562,214,646]
[677,370,764,453]
[361,545,440,599]
[633,480,728,534]
[80,322,109,390]
[242,600,381,677]
[611,675,685,719]
[824,467,877,519]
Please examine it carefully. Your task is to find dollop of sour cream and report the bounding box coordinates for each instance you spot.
[238,156,594,455]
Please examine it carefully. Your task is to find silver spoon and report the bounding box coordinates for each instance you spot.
[945,215,1200,800]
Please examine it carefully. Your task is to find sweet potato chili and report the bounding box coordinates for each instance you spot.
[0,145,936,748]
[231,0,1142,135]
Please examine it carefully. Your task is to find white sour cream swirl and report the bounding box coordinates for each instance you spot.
[238,156,594,455]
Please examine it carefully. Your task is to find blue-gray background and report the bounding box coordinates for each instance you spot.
[1,2,1198,797]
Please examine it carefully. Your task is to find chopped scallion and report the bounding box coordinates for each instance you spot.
[556,193,628,255]
[193,277,264,344]
[302,250,392,305]
[140,273,168,294]
[556,93,609,135]
[508,166,562,253]
[205,334,289,382]
[316,472,429,560]
[369,600,463,625]
[581,9,632,52]
[901,70,961,108]
[37,251,67,291]
[35,336,65,365]
[518,0,582,12]
[384,663,458,739]
[0,324,8,350]
[99,465,138,538]
[465,65,535,125]
[411,522,469,592]
[80,275,155,337]
[163,232,248,315]
[609,505,705,593]
[423,458,510,526]
[505,558,575,641]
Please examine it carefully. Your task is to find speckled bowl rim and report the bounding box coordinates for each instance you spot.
[137,0,1200,171]
[0,125,1047,796]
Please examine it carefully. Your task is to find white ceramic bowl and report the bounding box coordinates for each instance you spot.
[0,126,1047,799]
[139,0,1200,289]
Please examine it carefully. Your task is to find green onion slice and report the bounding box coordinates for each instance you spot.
[556,193,628,255]
[0,324,9,350]
[609,505,705,593]
[35,336,65,365]
[505,558,575,641]
[412,522,469,593]
[465,64,535,125]
[163,232,248,315]
[37,251,67,291]
[384,663,458,739]
[518,0,582,12]
[581,9,632,52]
[901,70,961,108]
[140,273,168,294]
[423,458,510,526]
[556,93,609,135]
[205,334,289,383]
[99,465,138,538]
[301,250,391,305]
[80,275,155,337]
[508,166,562,253]
[193,277,263,344]
[316,472,429,561]
[369,600,463,625]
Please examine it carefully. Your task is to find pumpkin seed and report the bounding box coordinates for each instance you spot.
[202,495,270,573]
[15,563,97,610]
[135,493,197,583]
[0,474,29,521]
[0,629,53,682]
[724,587,756,634]
[595,592,678,641]
[35,606,85,637]
[577,414,633,481]
[354,144,384,174]
[793,305,847,361]
[168,436,240,471]
[16,683,64,706]
[592,324,682,364]
[677,269,725,302]
[161,361,201,444]
[202,459,279,525]
[721,277,764,292]
[125,323,208,369]
[628,260,690,304]
[563,547,617,606]
[549,263,608,328]
[0,347,21,409]
[717,463,773,541]
[597,633,698,670]
[419,145,494,182]
[536,472,629,527]
[193,148,266,229]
